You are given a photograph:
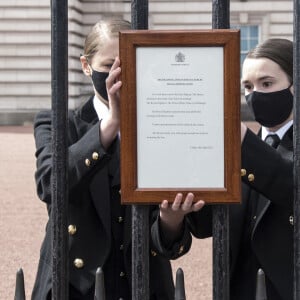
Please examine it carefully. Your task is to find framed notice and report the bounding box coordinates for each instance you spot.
[119,30,241,204]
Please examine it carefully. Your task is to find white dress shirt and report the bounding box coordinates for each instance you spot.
[261,119,293,141]
[93,95,109,121]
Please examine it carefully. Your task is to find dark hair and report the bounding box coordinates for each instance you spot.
[246,38,293,83]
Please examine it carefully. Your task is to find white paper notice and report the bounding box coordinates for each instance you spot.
[136,47,224,188]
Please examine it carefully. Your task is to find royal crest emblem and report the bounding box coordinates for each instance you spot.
[175,52,185,62]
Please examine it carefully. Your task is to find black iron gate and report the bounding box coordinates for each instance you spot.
[211,1,230,299]
[130,3,150,299]
[14,0,300,299]
[293,1,300,299]
[51,0,69,298]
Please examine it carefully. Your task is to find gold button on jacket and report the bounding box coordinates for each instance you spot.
[120,271,125,277]
[178,245,184,254]
[68,225,77,235]
[248,173,255,182]
[74,258,84,269]
[241,169,246,177]
[85,158,91,167]
[92,152,99,160]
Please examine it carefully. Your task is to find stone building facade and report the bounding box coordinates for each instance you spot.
[0,0,293,125]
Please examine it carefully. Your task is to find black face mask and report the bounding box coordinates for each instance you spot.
[90,67,109,101]
[245,87,293,127]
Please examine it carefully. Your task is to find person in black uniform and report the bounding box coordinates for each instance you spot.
[31,19,205,300]
[153,38,294,300]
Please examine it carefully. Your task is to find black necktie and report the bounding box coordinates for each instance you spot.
[264,134,280,149]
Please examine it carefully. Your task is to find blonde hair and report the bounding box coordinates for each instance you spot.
[83,19,131,63]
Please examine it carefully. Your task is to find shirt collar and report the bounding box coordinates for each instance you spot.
[261,119,293,140]
[93,95,109,120]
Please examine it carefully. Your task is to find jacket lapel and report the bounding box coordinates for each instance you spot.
[252,125,293,235]
[277,125,293,160]
[229,183,251,274]
[72,96,99,138]
[75,96,112,236]
[89,167,111,238]
[107,139,121,187]
[252,195,270,238]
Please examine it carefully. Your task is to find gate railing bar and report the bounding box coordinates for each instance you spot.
[131,0,148,30]
[131,206,149,300]
[212,206,230,300]
[174,268,186,300]
[94,267,106,300]
[130,1,150,298]
[293,0,300,299]
[255,269,267,300]
[212,1,230,300]
[14,268,25,300]
[51,0,69,299]
[212,0,230,29]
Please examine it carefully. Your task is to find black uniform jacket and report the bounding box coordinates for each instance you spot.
[31,97,192,300]
[187,127,293,300]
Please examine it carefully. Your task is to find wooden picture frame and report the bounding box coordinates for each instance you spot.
[119,30,241,204]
